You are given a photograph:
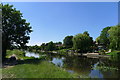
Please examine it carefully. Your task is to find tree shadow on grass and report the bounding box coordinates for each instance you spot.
[3,58,45,68]
[17,58,44,65]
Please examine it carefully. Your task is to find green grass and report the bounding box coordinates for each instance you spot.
[2,61,78,78]
[0,68,2,74]
[6,49,43,60]
[4,49,79,78]
[6,49,25,59]
[56,48,73,55]
[107,51,120,55]
[107,51,120,61]
[0,68,1,79]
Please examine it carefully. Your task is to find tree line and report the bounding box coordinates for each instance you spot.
[27,26,120,53]
[2,4,120,61]
[96,25,120,51]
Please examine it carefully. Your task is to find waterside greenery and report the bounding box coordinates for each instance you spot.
[2,61,79,78]
[6,49,44,60]
[107,51,120,61]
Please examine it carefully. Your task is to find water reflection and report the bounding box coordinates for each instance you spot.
[46,54,120,78]
[25,51,40,58]
[89,62,103,78]
[51,57,64,67]
[25,51,120,78]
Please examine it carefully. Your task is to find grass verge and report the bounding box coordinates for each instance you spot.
[6,49,25,59]
[6,49,44,60]
[107,51,120,61]
[2,61,78,78]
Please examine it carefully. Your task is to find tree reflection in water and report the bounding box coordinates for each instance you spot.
[43,53,120,78]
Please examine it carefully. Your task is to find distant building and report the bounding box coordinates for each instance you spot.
[55,44,63,47]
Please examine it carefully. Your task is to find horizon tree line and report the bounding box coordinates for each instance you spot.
[2,4,120,61]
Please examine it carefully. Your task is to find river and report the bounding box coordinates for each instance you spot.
[25,51,120,78]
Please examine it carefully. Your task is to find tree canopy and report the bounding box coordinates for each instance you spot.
[99,27,111,47]
[45,41,56,51]
[72,31,93,53]
[63,36,73,48]
[2,4,32,60]
[108,25,120,50]
[83,31,89,36]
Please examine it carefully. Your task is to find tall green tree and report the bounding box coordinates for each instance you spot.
[83,31,89,36]
[95,36,100,44]
[46,41,56,51]
[99,27,111,48]
[41,43,46,51]
[72,32,93,53]
[2,4,32,61]
[63,36,73,48]
[108,25,120,50]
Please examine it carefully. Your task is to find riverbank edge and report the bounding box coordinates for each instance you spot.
[2,61,79,78]
[2,50,80,78]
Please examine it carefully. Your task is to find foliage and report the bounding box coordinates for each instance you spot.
[55,42,62,45]
[107,51,120,61]
[45,41,56,51]
[28,41,63,52]
[98,50,105,55]
[56,48,73,55]
[28,45,41,52]
[6,49,25,56]
[99,27,111,47]
[40,43,46,50]
[95,36,100,44]
[72,31,93,53]
[6,49,46,61]
[2,4,32,60]
[57,46,65,50]
[108,25,120,50]
[83,31,89,36]
[2,61,78,78]
[6,49,30,60]
[63,36,73,48]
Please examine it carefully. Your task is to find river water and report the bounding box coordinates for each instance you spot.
[25,51,120,78]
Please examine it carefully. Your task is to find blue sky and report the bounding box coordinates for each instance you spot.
[4,2,118,46]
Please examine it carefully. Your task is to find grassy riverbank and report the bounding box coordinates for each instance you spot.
[2,61,78,78]
[107,51,120,55]
[6,49,25,59]
[3,49,79,78]
[107,51,120,61]
[6,49,44,60]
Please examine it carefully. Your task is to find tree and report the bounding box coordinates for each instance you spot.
[33,45,40,52]
[99,27,111,48]
[2,4,32,61]
[46,41,56,51]
[108,25,120,50]
[95,36,100,44]
[41,43,46,51]
[72,32,93,53]
[63,36,73,48]
[83,31,89,36]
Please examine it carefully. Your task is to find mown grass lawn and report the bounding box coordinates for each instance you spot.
[2,61,78,78]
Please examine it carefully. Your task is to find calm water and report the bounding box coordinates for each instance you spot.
[25,51,120,78]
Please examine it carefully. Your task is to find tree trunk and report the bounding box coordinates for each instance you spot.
[2,46,6,62]
[2,36,7,62]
